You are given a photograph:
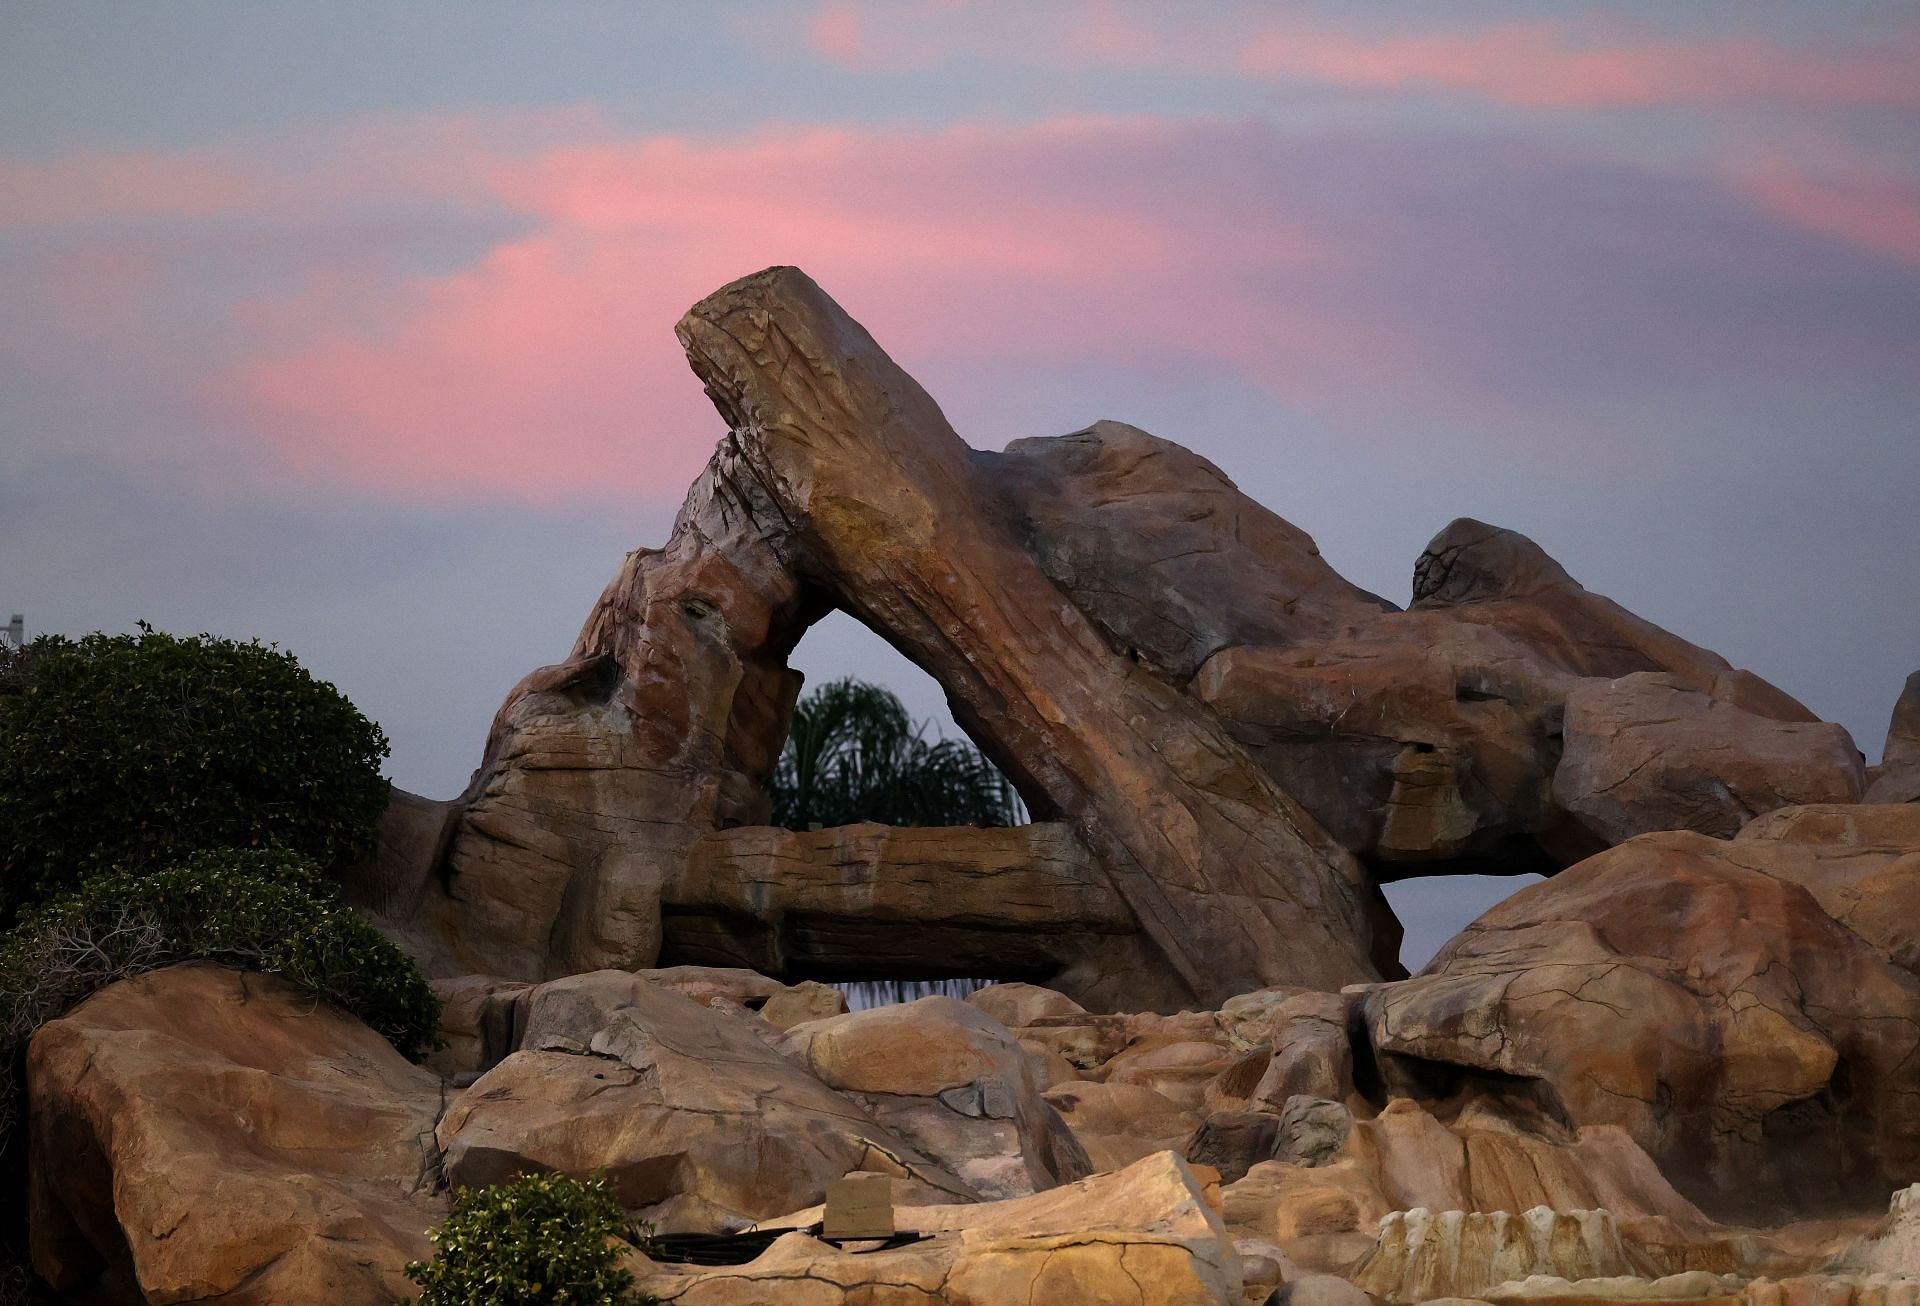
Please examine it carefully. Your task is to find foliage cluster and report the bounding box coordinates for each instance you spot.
[769,677,1021,830]
[407,1171,656,1306]
[0,847,439,1138]
[0,626,391,922]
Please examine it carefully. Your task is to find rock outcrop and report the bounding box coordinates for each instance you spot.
[1867,672,1920,804]
[435,971,970,1220]
[1361,834,1920,1220]
[1554,673,1865,847]
[633,1151,1243,1305]
[28,965,444,1305]
[779,996,1091,1200]
[1353,1206,1649,1304]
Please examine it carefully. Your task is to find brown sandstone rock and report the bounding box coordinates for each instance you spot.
[673,265,1382,1009]
[780,995,1091,1199]
[1042,1081,1200,1174]
[437,970,967,1219]
[1865,671,1920,804]
[632,1151,1242,1305]
[1727,803,1920,980]
[27,965,443,1305]
[967,980,1087,1028]
[1554,673,1865,848]
[1361,835,1920,1220]
[665,821,1133,983]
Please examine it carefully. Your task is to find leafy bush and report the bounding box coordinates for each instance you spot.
[0,626,391,922]
[0,847,439,1141]
[770,677,1021,830]
[407,1171,655,1306]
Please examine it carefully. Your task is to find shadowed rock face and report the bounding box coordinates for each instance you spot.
[1359,829,1920,1222]
[346,264,1864,1007]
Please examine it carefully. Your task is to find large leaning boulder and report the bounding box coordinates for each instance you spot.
[1360,834,1920,1221]
[27,964,444,1305]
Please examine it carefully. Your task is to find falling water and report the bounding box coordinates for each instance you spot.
[832,977,995,1011]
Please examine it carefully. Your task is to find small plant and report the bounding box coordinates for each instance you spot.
[407,1171,655,1306]
[0,847,440,1142]
[0,625,391,922]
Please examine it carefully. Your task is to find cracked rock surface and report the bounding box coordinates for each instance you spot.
[27,964,446,1304]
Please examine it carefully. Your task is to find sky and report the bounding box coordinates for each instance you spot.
[4,1,1917,969]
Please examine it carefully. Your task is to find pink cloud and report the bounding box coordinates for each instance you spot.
[1735,164,1920,265]
[11,112,1910,507]
[0,150,256,227]
[1236,20,1920,109]
[792,3,1920,111]
[220,118,1350,502]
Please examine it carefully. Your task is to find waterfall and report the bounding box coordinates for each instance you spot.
[831,977,994,1011]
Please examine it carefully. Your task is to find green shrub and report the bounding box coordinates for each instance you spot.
[0,625,391,922]
[407,1171,655,1306]
[0,847,440,1141]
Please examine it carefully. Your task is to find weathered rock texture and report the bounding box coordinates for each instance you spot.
[1361,833,1920,1221]
[352,265,1397,1010]
[1868,671,1920,804]
[344,265,1867,1010]
[1353,1206,1649,1304]
[779,995,1092,1200]
[28,965,444,1305]
[633,1151,1243,1306]
[436,970,970,1219]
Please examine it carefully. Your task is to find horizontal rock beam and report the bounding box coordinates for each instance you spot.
[661,821,1133,981]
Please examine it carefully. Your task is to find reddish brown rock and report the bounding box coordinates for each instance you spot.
[779,996,1090,1199]
[1728,803,1920,980]
[437,971,968,1219]
[27,965,443,1305]
[1866,670,1920,804]
[1553,673,1865,848]
[1360,835,1920,1221]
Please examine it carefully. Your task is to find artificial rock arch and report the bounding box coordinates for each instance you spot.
[351,266,1860,1013]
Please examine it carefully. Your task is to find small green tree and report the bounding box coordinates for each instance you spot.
[407,1171,655,1306]
[769,678,1021,831]
[0,625,391,922]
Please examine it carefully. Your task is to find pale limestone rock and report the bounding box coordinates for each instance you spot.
[1353,1206,1649,1304]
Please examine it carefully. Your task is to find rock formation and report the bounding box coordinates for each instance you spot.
[1360,830,1920,1221]
[24,266,1919,1304]
[28,966,444,1304]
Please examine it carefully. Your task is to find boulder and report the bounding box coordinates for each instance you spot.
[1273,1097,1353,1168]
[967,981,1087,1029]
[1105,1036,1244,1113]
[1042,1081,1200,1174]
[1249,991,1355,1110]
[632,1151,1242,1305]
[1866,670,1920,804]
[1185,1110,1282,1185]
[1554,673,1865,847]
[437,971,967,1220]
[1353,1207,1649,1305]
[1729,803,1920,979]
[780,995,1091,1199]
[27,965,443,1305]
[1361,835,1920,1220]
